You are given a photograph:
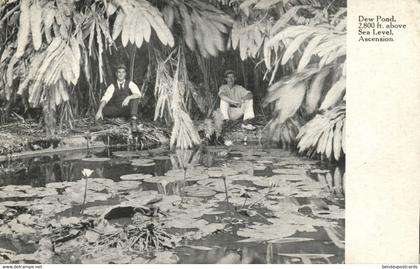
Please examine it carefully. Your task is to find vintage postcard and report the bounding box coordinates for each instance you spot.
[0,0,417,266]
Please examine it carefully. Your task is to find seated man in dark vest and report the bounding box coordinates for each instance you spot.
[95,64,141,128]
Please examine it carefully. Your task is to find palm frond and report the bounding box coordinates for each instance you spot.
[297,105,345,161]
[111,0,174,47]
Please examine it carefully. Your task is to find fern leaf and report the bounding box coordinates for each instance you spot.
[30,0,43,51]
[297,34,326,71]
[254,0,282,9]
[239,30,249,60]
[96,22,104,83]
[142,7,174,47]
[271,6,312,34]
[333,119,343,160]
[15,0,31,58]
[325,127,334,159]
[264,81,306,128]
[43,6,55,44]
[112,11,125,40]
[135,18,145,48]
[179,4,194,50]
[305,69,330,114]
[281,31,313,65]
[121,11,132,46]
[231,21,241,50]
[342,119,346,154]
[319,78,345,110]
[106,2,117,16]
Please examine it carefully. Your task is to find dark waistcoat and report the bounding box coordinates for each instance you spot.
[107,80,131,107]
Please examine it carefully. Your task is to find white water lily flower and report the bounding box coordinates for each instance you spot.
[82,168,94,178]
[224,140,233,146]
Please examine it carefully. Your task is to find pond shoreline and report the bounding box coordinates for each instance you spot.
[0,118,170,160]
[0,118,271,162]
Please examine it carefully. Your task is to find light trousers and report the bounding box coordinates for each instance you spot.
[220,99,255,121]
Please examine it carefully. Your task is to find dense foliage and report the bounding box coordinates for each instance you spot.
[0,0,346,160]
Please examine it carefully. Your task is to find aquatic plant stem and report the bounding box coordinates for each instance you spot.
[222,176,233,221]
[180,166,187,203]
[80,176,88,214]
[241,196,248,209]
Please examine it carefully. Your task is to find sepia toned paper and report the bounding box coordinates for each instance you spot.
[346,0,420,263]
[0,0,418,266]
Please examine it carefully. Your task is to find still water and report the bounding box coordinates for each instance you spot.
[0,144,345,264]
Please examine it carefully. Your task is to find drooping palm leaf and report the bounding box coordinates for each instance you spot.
[110,0,174,47]
[162,0,233,57]
[297,104,345,161]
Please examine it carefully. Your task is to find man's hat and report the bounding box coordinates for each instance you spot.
[115,64,127,71]
[224,69,236,77]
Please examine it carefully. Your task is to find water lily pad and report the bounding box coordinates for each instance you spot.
[228,151,242,157]
[257,160,273,164]
[310,169,330,174]
[148,251,179,264]
[208,170,223,178]
[115,181,141,191]
[237,221,316,242]
[184,185,216,198]
[253,151,268,156]
[0,185,57,199]
[143,176,176,185]
[165,218,208,229]
[272,168,306,175]
[124,191,163,206]
[16,214,35,226]
[153,156,171,161]
[253,165,267,171]
[112,151,140,158]
[81,157,111,162]
[59,217,80,226]
[184,223,226,240]
[237,208,257,217]
[185,245,213,251]
[80,249,132,264]
[84,230,100,243]
[45,182,74,189]
[130,159,155,167]
[207,167,238,178]
[120,173,153,181]
[165,168,208,182]
[82,205,110,217]
[310,204,344,219]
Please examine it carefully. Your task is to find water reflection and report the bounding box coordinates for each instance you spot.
[0,144,345,264]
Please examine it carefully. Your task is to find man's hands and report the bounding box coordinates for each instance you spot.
[122,94,140,107]
[96,101,106,121]
[122,96,131,107]
[230,101,241,107]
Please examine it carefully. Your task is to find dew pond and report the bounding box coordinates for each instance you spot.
[0,143,344,264]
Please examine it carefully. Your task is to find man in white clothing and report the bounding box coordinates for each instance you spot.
[218,70,256,130]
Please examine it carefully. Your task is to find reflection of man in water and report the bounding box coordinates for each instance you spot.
[95,64,141,128]
[218,70,256,130]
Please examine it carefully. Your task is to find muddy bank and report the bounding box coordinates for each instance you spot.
[0,117,267,161]
[0,118,170,160]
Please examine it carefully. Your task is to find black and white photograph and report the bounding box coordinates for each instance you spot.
[0,0,357,265]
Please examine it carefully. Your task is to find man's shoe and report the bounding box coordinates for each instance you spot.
[241,123,256,130]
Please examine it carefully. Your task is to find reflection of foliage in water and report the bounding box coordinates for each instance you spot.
[0,145,344,264]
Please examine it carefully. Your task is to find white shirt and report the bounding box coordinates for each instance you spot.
[218,84,250,103]
[100,80,142,104]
